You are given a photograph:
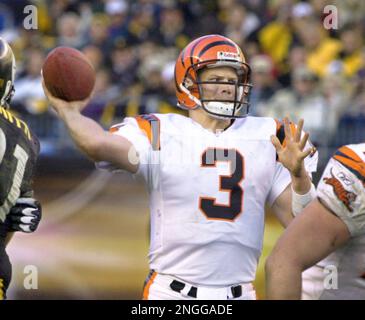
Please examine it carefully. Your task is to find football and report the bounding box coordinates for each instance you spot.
[42,46,96,102]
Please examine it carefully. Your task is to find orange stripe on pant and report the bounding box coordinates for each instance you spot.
[142,271,157,300]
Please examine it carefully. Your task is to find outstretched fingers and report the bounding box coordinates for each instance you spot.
[295,119,304,142]
[301,146,313,159]
[41,78,62,105]
[299,131,309,150]
[283,117,292,140]
[271,135,283,154]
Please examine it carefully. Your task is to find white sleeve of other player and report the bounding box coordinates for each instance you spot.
[317,158,365,237]
[95,117,151,179]
[267,139,318,206]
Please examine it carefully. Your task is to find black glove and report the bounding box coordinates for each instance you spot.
[5,198,42,233]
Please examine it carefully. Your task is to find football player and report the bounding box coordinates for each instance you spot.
[42,35,317,300]
[0,38,42,300]
[266,143,365,300]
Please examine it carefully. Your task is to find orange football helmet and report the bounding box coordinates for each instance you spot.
[174,34,252,118]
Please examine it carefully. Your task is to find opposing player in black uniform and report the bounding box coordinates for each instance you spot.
[0,38,42,299]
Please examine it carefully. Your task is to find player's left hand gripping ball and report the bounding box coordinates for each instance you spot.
[5,198,42,233]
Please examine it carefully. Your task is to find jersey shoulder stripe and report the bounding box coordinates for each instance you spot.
[333,146,365,183]
[108,114,161,150]
[135,114,161,151]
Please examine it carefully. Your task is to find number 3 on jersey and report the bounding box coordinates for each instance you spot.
[199,148,244,221]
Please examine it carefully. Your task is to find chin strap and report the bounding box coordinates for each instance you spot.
[179,83,202,107]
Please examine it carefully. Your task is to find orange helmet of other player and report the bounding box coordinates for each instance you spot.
[174,34,252,119]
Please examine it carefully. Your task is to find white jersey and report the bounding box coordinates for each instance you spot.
[100,113,317,286]
[302,143,365,300]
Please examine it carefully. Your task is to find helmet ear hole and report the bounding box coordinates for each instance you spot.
[183,77,194,89]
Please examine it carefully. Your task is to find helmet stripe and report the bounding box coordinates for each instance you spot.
[174,65,182,93]
[189,35,215,66]
[180,47,186,67]
[198,40,235,58]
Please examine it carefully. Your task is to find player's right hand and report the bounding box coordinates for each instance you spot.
[41,77,90,115]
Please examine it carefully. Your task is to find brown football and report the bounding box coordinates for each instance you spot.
[42,47,96,101]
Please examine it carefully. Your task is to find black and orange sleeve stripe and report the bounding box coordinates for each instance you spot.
[333,146,365,183]
[135,114,161,151]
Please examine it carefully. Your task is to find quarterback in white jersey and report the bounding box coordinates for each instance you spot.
[266,143,365,300]
[103,113,317,293]
[42,35,317,300]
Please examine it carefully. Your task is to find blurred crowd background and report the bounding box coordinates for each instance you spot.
[1,0,365,299]
[1,0,365,164]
